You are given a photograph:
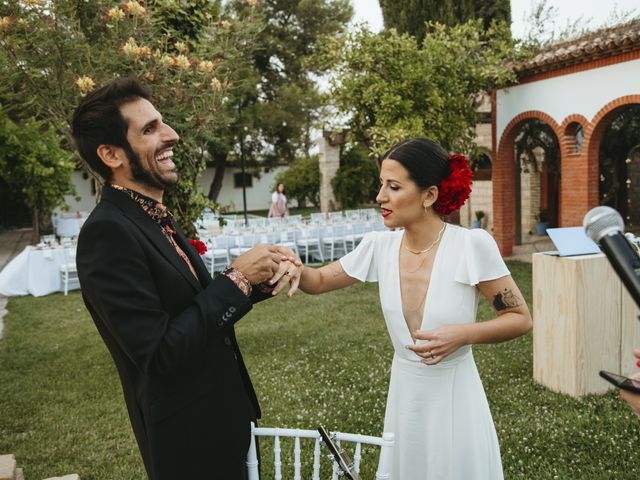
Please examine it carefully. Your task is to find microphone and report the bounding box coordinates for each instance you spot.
[583,206,640,308]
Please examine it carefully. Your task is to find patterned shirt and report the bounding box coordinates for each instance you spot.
[110,184,198,279]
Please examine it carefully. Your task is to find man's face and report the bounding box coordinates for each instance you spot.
[119,98,180,192]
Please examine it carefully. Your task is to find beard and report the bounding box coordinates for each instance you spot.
[124,143,178,191]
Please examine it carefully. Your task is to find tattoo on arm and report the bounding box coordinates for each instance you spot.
[329,262,346,278]
[492,288,521,311]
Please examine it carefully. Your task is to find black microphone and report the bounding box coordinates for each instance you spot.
[583,206,640,308]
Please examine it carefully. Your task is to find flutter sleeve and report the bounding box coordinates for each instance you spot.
[454,229,510,286]
[339,231,379,282]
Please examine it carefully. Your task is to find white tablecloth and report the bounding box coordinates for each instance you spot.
[55,217,85,237]
[0,246,76,297]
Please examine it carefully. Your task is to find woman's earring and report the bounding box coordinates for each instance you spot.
[423,202,430,213]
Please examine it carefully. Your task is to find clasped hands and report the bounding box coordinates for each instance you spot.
[405,324,469,365]
[230,243,303,298]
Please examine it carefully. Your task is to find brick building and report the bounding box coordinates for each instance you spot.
[491,20,640,256]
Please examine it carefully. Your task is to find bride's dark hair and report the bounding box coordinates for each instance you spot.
[379,138,450,191]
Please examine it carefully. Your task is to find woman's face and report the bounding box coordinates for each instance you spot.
[376,159,430,229]
[277,183,284,193]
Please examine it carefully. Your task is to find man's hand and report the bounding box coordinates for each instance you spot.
[231,244,286,285]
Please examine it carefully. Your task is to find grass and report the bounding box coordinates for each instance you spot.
[1,261,640,478]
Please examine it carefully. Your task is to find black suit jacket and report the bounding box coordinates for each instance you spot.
[77,186,266,479]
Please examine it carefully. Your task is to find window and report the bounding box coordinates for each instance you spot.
[233,172,253,188]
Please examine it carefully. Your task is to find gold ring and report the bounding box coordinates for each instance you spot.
[284,271,290,276]
[430,353,436,359]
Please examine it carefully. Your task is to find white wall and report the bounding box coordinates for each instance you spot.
[58,165,293,215]
[496,58,640,142]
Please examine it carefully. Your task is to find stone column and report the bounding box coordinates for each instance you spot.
[318,130,346,213]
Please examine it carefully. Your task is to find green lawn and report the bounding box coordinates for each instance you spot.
[1,261,639,479]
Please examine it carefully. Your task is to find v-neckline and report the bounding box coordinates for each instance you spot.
[396,224,448,345]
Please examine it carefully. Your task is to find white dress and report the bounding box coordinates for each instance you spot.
[339,224,509,480]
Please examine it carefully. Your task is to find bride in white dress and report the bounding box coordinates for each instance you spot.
[296,138,532,479]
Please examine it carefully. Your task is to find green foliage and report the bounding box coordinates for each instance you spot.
[275,155,320,208]
[0,0,263,236]
[321,21,518,159]
[379,0,511,42]
[203,0,353,202]
[0,109,75,235]
[331,143,378,209]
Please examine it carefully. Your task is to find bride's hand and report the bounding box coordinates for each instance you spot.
[406,324,470,365]
[268,254,304,298]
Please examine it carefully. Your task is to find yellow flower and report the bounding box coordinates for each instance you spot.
[124,0,146,17]
[107,7,125,21]
[210,77,222,92]
[219,20,231,29]
[75,76,96,94]
[174,54,191,70]
[158,54,174,68]
[175,41,188,54]
[0,17,12,31]
[122,37,138,57]
[197,60,215,74]
[23,0,42,6]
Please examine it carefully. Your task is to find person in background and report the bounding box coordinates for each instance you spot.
[268,182,288,217]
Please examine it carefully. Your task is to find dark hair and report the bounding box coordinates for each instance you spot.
[71,77,152,181]
[380,138,450,191]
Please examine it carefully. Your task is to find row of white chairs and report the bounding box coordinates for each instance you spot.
[201,220,386,274]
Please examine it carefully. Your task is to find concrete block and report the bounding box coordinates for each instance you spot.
[42,475,80,480]
[0,454,16,480]
[15,468,24,480]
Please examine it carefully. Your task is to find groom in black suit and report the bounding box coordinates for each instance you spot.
[71,78,300,479]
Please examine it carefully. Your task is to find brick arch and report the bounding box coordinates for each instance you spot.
[560,114,590,156]
[585,95,640,210]
[494,111,562,256]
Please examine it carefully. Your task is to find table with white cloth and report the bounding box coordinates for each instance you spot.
[0,246,75,297]
[55,217,85,238]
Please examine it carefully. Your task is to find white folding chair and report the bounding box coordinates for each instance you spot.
[277,229,299,256]
[229,234,260,258]
[296,226,324,264]
[310,212,328,223]
[345,222,368,252]
[59,246,79,295]
[203,236,233,275]
[321,224,348,261]
[246,423,395,480]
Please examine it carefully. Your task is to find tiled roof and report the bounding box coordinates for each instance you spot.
[515,19,640,77]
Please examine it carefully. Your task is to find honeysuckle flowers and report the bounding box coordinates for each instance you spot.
[107,7,125,21]
[174,54,191,70]
[210,77,222,92]
[122,37,151,58]
[124,0,146,17]
[0,16,13,30]
[197,60,215,74]
[175,41,188,54]
[75,76,96,94]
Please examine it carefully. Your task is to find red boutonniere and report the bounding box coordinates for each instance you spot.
[189,239,208,255]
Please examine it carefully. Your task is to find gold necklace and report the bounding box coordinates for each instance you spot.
[402,223,446,255]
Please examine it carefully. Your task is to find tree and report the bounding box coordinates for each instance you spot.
[322,21,518,162]
[0,0,262,236]
[274,155,320,208]
[332,143,378,208]
[205,0,353,203]
[379,0,511,42]
[0,109,76,241]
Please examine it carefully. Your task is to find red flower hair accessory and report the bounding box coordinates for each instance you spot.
[432,153,473,216]
[189,239,208,255]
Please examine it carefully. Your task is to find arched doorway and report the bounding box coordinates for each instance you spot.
[598,105,640,233]
[513,119,560,244]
